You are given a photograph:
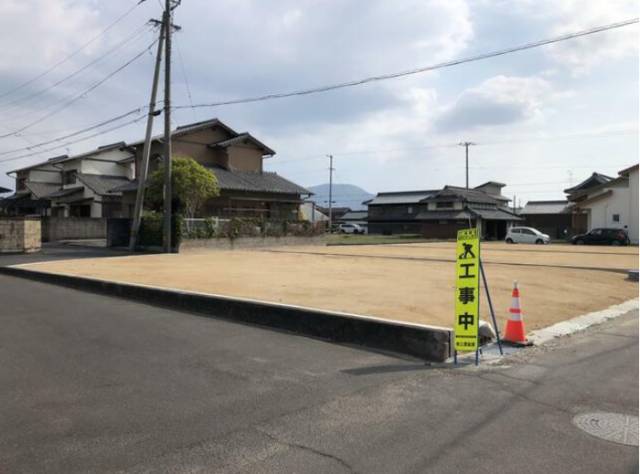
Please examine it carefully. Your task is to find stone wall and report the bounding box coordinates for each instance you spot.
[42,217,106,242]
[0,217,41,253]
[180,235,326,251]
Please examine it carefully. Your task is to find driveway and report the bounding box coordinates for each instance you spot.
[0,273,637,473]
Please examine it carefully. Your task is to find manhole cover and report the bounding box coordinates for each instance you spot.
[573,412,639,446]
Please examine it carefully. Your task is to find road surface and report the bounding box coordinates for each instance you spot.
[0,273,637,473]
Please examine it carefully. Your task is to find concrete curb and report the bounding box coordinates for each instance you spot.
[454,297,639,365]
[0,266,452,362]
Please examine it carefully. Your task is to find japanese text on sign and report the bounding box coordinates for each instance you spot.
[454,228,480,352]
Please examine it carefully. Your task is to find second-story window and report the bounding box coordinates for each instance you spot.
[436,201,454,208]
[63,170,77,185]
[407,206,413,214]
[16,177,26,190]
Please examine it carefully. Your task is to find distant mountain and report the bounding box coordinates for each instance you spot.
[307,183,374,211]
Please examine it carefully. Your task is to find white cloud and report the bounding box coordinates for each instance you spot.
[0,0,102,73]
[434,75,551,132]
[505,0,638,74]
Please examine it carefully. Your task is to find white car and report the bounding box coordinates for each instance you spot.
[338,223,365,234]
[505,226,550,244]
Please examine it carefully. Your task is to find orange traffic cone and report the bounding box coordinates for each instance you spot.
[503,281,532,346]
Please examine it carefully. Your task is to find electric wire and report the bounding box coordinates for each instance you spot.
[0,24,154,113]
[173,18,639,110]
[0,0,147,101]
[1,115,148,166]
[0,39,158,139]
[0,107,146,157]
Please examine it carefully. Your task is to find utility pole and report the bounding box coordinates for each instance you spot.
[513,194,516,214]
[128,20,165,251]
[162,0,180,253]
[458,141,475,189]
[327,154,334,232]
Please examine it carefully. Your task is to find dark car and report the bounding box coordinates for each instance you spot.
[571,228,630,246]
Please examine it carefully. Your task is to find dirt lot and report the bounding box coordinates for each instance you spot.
[18,242,638,330]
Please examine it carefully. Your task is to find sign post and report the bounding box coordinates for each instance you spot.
[454,227,480,362]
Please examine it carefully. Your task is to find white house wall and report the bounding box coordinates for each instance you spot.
[28,167,60,184]
[80,149,131,176]
[585,184,630,231]
[627,168,638,244]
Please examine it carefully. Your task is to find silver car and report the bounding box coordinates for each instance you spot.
[505,226,550,244]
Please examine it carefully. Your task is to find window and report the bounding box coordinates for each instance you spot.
[63,169,77,185]
[436,202,454,209]
[612,214,620,222]
[521,229,536,235]
[16,177,26,190]
[407,206,413,214]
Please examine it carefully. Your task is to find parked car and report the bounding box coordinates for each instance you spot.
[505,226,550,244]
[338,223,365,234]
[571,228,630,246]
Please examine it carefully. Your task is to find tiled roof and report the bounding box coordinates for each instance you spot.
[209,133,275,155]
[414,210,472,221]
[25,181,60,199]
[109,180,140,193]
[618,163,639,176]
[367,190,439,205]
[429,186,500,205]
[46,186,84,198]
[469,207,523,221]
[340,211,368,220]
[521,200,570,215]
[207,166,310,195]
[564,172,613,194]
[77,174,130,196]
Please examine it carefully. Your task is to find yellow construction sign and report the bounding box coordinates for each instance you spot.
[454,228,480,352]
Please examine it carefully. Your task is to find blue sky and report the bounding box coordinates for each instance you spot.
[0,0,637,206]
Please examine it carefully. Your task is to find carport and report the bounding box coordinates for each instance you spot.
[470,207,523,240]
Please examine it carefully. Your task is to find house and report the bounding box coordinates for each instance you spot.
[117,119,311,219]
[620,164,638,244]
[520,200,572,239]
[3,143,134,218]
[316,206,351,221]
[3,118,310,220]
[366,182,521,239]
[565,166,638,243]
[299,202,328,223]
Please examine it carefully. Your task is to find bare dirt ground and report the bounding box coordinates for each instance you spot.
[17,242,638,330]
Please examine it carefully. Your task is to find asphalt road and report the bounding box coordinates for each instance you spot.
[0,273,637,473]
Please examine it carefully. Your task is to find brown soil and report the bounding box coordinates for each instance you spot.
[18,242,638,330]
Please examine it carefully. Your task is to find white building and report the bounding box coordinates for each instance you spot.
[566,164,639,243]
[5,142,134,218]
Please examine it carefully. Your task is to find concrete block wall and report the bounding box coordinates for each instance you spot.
[42,217,106,242]
[0,217,41,253]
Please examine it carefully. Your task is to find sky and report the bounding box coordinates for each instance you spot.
[0,0,637,207]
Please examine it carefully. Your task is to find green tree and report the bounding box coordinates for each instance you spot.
[146,156,219,218]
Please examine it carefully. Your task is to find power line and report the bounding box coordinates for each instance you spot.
[174,36,196,120]
[0,24,153,113]
[0,115,148,165]
[268,129,637,165]
[0,0,147,101]
[0,107,145,157]
[173,18,638,111]
[0,39,158,140]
